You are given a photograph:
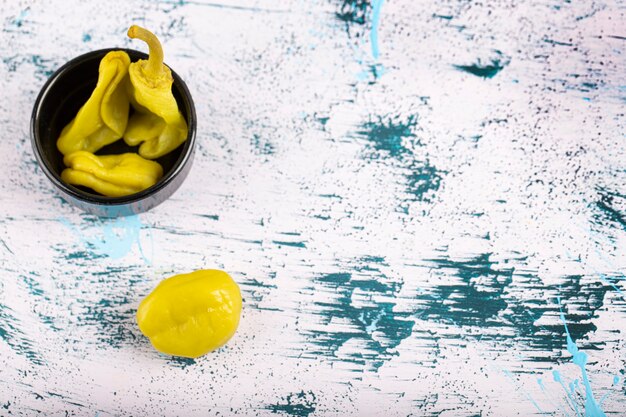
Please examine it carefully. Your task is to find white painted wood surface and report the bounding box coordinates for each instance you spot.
[1,0,625,415]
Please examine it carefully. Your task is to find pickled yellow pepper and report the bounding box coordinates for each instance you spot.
[61,151,163,197]
[57,51,131,155]
[137,270,242,358]
[124,25,188,159]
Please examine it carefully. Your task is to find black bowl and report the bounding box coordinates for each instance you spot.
[31,48,196,217]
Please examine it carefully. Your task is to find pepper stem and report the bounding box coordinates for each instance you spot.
[128,25,164,77]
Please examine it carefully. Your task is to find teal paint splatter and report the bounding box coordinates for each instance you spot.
[239,276,278,307]
[82,33,92,42]
[251,133,275,156]
[356,114,417,157]
[20,272,44,298]
[370,0,384,59]
[81,269,147,348]
[558,297,607,417]
[417,250,612,355]
[2,54,55,79]
[0,303,44,365]
[336,0,370,25]
[267,391,316,417]
[420,253,514,327]
[168,356,197,368]
[356,115,445,206]
[405,159,444,203]
[454,51,510,78]
[196,213,220,221]
[304,257,414,371]
[594,190,626,232]
[272,240,306,248]
[544,38,574,47]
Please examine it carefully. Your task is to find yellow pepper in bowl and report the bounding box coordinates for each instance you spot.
[124,25,188,160]
[61,151,163,197]
[137,270,242,358]
[57,51,131,156]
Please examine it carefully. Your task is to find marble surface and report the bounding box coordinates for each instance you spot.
[1,0,625,415]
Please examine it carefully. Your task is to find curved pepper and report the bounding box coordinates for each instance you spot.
[61,151,163,197]
[124,25,188,159]
[57,51,131,155]
[136,270,242,358]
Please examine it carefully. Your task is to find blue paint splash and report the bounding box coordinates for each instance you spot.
[267,391,316,417]
[60,215,150,263]
[558,297,607,417]
[554,370,581,416]
[11,8,29,27]
[502,369,545,413]
[370,0,384,59]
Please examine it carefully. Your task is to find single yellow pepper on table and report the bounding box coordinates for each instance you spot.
[57,51,131,156]
[61,151,163,197]
[137,270,242,358]
[124,25,188,160]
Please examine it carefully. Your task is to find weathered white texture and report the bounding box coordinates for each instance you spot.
[1,0,625,416]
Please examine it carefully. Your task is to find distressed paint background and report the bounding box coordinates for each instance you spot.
[1,0,625,415]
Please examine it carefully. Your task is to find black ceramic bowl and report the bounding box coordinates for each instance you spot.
[31,48,196,217]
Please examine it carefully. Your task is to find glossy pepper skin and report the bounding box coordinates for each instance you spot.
[57,51,131,155]
[124,25,188,160]
[137,270,242,358]
[61,151,163,197]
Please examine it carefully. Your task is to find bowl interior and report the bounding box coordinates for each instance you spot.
[34,48,194,203]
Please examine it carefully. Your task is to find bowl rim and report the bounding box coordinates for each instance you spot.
[30,47,197,207]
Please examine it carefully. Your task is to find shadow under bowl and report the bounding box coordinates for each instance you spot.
[31,48,196,217]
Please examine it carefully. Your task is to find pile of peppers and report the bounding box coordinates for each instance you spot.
[57,26,188,197]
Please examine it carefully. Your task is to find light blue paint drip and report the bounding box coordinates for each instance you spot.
[356,70,369,81]
[363,310,382,334]
[370,0,384,60]
[92,215,144,260]
[502,369,545,414]
[554,370,581,417]
[558,297,607,417]
[538,376,572,417]
[599,376,622,406]
[538,377,546,390]
[13,9,29,27]
[598,274,625,299]
[60,215,150,263]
